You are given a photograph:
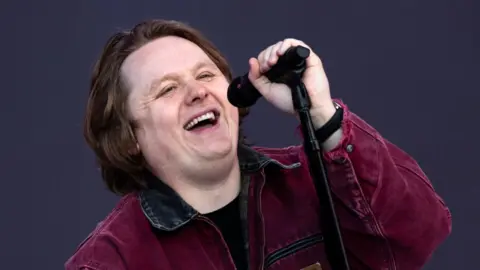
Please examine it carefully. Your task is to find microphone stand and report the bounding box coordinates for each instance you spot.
[229,45,350,269]
[284,66,351,270]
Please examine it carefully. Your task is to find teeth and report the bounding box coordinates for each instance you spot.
[185,111,216,130]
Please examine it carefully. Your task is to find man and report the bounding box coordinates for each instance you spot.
[66,19,451,270]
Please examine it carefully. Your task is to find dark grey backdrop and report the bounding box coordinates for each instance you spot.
[0,0,477,269]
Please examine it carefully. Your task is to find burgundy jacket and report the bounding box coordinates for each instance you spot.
[65,101,451,270]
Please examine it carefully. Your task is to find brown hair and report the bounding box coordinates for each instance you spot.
[84,19,249,195]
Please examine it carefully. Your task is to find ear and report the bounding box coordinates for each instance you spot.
[128,142,140,156]
[126,124,141,156]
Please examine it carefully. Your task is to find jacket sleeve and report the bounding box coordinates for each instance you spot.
[300,99,451,269]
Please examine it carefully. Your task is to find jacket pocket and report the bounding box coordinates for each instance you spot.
[264,233,324,268]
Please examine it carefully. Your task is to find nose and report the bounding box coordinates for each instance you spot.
[184,81,208,105]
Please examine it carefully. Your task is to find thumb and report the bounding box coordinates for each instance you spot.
[247,58,270,89]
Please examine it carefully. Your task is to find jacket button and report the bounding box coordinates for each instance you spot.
[346,144,354,153]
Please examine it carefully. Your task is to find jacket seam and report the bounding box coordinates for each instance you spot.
[339,125,397,269]
[395,163,449,210]
[367,145,397,270]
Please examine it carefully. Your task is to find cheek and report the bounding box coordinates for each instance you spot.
[149,102,179,131]
[212,79,239,123]
[136,102,179,140]
[230,105,240,124]
[220,92,239,125]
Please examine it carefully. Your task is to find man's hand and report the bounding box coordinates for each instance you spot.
[248,38,337,129]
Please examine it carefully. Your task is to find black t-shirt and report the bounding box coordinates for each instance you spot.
[205,196,248,270]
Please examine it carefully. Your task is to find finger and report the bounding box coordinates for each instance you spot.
[278,38,307,55]
[278,38,320,68]
[278,39,293,55]
[261,46,275,73]
[247,57,261,81]
[248,58,271,89]
[267,41,283,66]
[256,50,267,73]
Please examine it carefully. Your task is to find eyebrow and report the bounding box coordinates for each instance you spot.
[148,61,217,93]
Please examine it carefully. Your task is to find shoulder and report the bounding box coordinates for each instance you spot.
[65,193,149,270]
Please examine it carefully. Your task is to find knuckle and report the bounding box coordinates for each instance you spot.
[284,38,297,43]
[257,51,264,59]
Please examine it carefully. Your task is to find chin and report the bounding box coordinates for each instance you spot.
[197,140,235,161]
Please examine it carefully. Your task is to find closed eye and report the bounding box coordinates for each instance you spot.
[160,84,177,95]
[197,72,215,81]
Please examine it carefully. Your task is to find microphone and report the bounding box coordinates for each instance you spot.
[227,45,310,108]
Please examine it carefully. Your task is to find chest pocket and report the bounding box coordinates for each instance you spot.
[264,233,324,268]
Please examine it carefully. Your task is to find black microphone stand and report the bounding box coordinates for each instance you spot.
[229,45,351,269]
[279,50,351,270]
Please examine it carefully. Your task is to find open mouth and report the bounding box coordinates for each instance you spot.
[184,110,220,131]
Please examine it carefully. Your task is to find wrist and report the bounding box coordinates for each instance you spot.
[321,128,343,152]
[313,101,344,150]
[311,102,337,129]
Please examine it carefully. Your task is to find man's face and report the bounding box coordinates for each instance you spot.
[121,36,239,178]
